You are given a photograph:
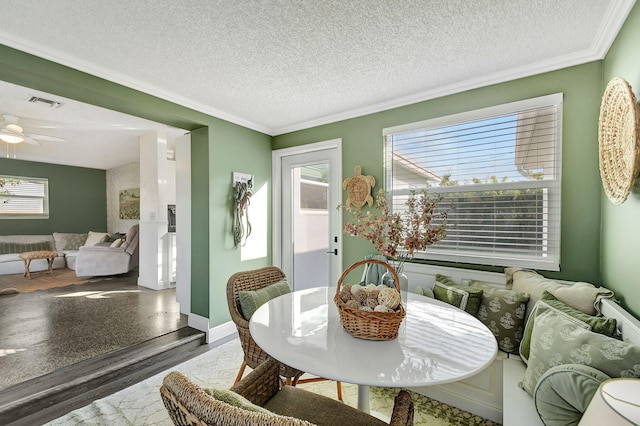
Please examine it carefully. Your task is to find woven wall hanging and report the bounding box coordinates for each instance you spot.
[598,77,640,204]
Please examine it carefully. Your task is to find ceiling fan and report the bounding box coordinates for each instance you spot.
[0,113,66,145]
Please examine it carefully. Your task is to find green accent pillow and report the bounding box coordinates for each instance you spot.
[435,274,456,286]
[520,291,619,364]
[433,275,483,316]
[238,279,291,320]
[470,280,529,354]
[533,364,610,426]
[204,388,271,414]
[63,233,88,250]
[0,241,50,254]
[413,286,434,298]
[521,308,640,396]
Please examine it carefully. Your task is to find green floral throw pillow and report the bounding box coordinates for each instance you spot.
[470,280,529,354]
[63,233,88,250]
[433,274,483,316]
[521,308,640,396]
[519,291,619,364]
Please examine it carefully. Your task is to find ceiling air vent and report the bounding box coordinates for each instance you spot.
[28,96,62,108]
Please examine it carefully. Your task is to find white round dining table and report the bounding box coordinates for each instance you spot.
[249,287,497,412]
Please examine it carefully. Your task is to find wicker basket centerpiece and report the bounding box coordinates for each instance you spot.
[334,259,406,341]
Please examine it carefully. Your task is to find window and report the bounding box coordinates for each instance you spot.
[0,174,50,219]
[384,94,562,270]
[298,164,329,211]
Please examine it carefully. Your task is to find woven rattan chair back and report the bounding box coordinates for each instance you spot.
[226,267,342,399]
[226,266,287,369]
[160,369,314,426]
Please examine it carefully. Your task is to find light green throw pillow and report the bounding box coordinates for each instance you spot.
[520,291,619,364]
[521,308,640,395]
[533,364,610,426]
[505,267,614,318]
[413,286,434,298]
[470,280,529,354]
[433,274,483,316]
[204,388,270,414]
[238,279,291,320]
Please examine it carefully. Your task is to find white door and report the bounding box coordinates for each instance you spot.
[273,139,342,291]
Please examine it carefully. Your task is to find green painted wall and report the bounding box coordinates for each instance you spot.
[600,3,640,318]
[0,158,106,235]
[0,44,273,327]
[190,127,210,318]
[209,120,273,325]
[274,63,604,284]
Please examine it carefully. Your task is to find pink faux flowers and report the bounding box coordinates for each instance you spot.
[342,189,448,261]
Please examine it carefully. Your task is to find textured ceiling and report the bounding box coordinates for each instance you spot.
[0,1,635,166]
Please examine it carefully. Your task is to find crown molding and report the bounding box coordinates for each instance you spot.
[0,32,274,136]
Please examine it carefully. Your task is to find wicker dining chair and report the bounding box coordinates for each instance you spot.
[160,357,414,426]
[226,266,342,400]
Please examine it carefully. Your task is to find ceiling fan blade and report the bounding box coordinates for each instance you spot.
[23,137,41,146]
[25,133,66,142]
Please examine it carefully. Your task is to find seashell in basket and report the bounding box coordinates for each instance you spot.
[364,297,378,309]
[339,287,351,303]
[353,289,368,303]
[345,299,361,310]
[351,284,365,295]
[378,287,401,310]
[365,286,380,300]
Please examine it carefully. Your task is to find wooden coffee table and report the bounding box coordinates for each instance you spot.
[18,250,58,279]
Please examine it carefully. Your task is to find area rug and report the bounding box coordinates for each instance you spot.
[0,269,134,295]
[45,338,499,426]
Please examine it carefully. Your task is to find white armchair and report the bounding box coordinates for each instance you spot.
[75,224,139,277]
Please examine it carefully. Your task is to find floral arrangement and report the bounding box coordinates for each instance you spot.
[341,188,448,265]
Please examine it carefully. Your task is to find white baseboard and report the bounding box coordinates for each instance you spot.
[187,314,237,344]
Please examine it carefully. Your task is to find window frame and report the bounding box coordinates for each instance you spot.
[0,174,50,219]
[383,93,563,271]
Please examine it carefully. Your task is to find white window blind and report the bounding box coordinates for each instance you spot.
[383,94,562,270]
[0,174,50,219]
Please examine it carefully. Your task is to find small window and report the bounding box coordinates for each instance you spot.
[384,94,562,271]
[0,174,50,219]
[298,164,329,211]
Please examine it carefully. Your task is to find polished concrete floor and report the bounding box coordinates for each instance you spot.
[0,271,187,389]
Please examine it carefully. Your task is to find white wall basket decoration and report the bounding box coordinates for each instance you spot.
[598,77,640,204]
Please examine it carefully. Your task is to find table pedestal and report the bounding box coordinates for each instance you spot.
[357,385,370,412]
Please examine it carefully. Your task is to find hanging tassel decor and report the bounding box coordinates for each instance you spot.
[233,181,252,247]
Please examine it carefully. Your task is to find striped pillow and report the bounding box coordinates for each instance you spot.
[0,241,50,254]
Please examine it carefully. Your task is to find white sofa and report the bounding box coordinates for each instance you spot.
[75,224,139,277]
[401,263,640,425]
[0,235,67,275]
[0,231,112,275]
